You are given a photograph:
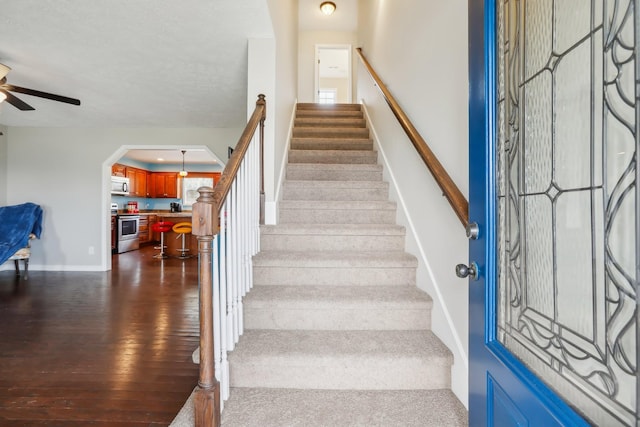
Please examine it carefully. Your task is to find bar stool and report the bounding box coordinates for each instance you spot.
[152,221,174,259]
[172,222,193,259]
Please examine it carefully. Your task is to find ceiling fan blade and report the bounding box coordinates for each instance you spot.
[0,64,10,80]
[5,84,81,106]
[0,89,35,111]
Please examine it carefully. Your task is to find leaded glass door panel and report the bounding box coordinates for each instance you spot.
[468,0,638,425]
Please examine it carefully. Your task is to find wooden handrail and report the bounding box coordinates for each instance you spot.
[355,48,469,227]
[190,94,266,427]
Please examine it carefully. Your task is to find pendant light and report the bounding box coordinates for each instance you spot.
[320,1,336,15]
[179,150,188,177]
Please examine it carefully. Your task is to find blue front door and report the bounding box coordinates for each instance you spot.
[468,0,638,425]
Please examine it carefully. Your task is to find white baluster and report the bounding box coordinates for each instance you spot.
[231,180,240,344]
[222,202,233,354]
[237,162,245,337]
[212,234,229,408]
[242,157,250,295]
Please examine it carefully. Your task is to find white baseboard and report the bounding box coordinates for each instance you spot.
[0,264,106,272]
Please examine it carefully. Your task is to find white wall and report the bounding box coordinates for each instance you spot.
[357,0,469,406]
[319,77,349,103]
[264,0,299,224]
[298,31,357,103]
[248,37,277,223]
[3,127,240,271]
[0,126,6,205]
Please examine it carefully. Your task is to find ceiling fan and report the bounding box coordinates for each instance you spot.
[0,63,81,111]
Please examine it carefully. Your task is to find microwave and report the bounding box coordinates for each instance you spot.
[111,176,130,196]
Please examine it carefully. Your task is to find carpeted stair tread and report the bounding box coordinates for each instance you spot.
[288,148,377,164]
[252,250,417,267]
[244,285,433,330]
[279,200,397,224]
[245,285,432,308]
[294,117,367,127]
[280,199,396,210]
[228,330,452,389]
[296,108,364,118]
[221,388,467,427]
[286,163,383,181]
[297,103,362,111]
[283,180,389,201]
[260,223,405,236]
[259,224,406,252]
[283,180,388,189]
[231,329,449,360]
[292,127,370,139]
[291,137,373,149]
[287,163,382,172]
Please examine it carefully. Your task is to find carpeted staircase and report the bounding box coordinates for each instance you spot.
[216,103,467,426]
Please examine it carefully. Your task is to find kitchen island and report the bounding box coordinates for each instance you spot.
[155,213,197,257]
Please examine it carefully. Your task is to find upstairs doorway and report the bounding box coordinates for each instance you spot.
[314,45,352,104]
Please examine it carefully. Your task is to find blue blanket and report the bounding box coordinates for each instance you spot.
[0,202,43,265]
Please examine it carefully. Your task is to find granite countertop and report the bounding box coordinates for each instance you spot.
[158,212,193,217]
[134,211,192,216]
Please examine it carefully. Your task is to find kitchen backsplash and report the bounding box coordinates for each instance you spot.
[110,196,191,212]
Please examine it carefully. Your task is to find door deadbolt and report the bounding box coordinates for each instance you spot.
[455,262,479,280]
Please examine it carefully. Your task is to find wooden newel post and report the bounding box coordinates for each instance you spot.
[191,186,220,427]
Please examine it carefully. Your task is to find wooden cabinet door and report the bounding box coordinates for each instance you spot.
[152,173,178,198]
[125,169,137,196]
[144,171,152,197]
[138,216,149,243]
[152,174,165,197]
[111,215,116,252]
[135,169,147,197]
[164,174,178,198]
[112,163,126,177]
[148,215,158,242]
[145,171,153,197]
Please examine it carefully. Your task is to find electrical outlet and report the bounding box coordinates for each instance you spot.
[88,246,95,255]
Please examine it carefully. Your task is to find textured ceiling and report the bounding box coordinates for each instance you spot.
[0,0,273,128]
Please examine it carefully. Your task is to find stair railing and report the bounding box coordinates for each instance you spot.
[191,94,266,427]
[355,48,469,227]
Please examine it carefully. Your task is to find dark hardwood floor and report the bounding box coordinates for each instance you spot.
[0,245,200,426]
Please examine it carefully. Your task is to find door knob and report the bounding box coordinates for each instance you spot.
[456,262,479,280]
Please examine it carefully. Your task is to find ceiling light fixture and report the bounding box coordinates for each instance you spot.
[179,150,188,177]
[320,1,336,15]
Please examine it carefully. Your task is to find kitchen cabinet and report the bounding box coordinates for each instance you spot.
[125,168,137,196]
[147,214,158,242]
[144,171,153,198]
[111,163,184,199]
[112,164,126,177]
[152,173,178,198]
[111,214,117,253]
[135,169,147,197]
[138,214,159,244]
[138,215,149,243]
[125,166,148,197]
[160,214,196,256]
[146,171,155,198]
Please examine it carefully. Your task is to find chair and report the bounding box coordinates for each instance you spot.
[172,222,193,259]
[7,233,36,279]
[152,221,174,259]
[0,203,42,279]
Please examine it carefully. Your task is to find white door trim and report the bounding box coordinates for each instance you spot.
[314,44,352,103]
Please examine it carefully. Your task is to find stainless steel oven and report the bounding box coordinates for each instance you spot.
[117,214,140,253]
